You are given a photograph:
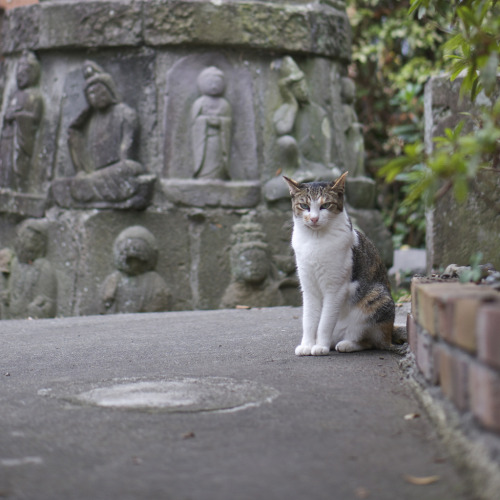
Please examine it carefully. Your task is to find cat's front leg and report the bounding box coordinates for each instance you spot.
[311,290,346,356]
[295,292,321,356]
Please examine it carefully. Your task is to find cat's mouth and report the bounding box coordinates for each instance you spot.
[306,221,321,230]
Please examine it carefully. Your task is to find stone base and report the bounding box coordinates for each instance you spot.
[50,175,156,210]
[158,179,261,208]
[0,188,47,218]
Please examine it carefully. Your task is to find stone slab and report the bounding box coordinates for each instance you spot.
[159,179,261,208]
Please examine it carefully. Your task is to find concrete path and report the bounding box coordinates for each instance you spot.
[1,306,469,500]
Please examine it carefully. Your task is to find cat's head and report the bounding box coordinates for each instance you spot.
[283,172,348,230]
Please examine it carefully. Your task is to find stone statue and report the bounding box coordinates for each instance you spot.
[0,219,57,319]
[51,61,154,209]
[100,226,171,314]
[220,214,285,309]
[338,76,376,209]
[191,66,232,180]
[264,56,339,202]
[341,77,365,178]
[0,51,43,192]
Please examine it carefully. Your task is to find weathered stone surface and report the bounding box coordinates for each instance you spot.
[143,0,351,60]
[427,169,500,270]
[158,179,261,208]
[425,74,500,271]
[345,176,375,209]
[2,1,351,60]
[2,2,142,53]
[0,189,46,218]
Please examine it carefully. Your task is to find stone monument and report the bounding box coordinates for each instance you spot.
[0,0,392,318]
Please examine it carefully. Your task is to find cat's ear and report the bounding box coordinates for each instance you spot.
[330,171,348,193]
[283,176,301,196]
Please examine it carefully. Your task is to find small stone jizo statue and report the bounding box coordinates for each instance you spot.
[0,51,43,192]
[100,226,171,314]
[0,219,57,319]
[191,66,232,180]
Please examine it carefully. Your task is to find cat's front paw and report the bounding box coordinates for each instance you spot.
[295,345,312,356]
[311,344,330,356]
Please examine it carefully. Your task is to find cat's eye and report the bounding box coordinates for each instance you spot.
[320,203,332,210]
[299,203,310,211]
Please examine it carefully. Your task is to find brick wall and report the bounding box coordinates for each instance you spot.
[0,0,38,10]
[408,277,500,433]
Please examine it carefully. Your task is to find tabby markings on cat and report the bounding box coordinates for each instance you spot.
[284,172,400,356]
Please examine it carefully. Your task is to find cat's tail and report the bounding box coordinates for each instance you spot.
[387,325,408,355]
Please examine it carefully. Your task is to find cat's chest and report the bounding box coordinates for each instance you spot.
[292,226,353,264]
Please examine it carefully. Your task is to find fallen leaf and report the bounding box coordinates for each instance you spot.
[235,305,251,309]
[355,486,369,498]
[182,431,196,439]
[404,413,420,420]
[404,474,440,485]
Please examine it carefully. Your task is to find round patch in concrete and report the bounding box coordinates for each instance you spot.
[72,377,279,413]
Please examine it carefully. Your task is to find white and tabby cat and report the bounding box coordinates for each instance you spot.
[284,172,399,356]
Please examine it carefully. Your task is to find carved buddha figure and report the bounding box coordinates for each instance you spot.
[191,66,232,180]
[264,56,338,202]
[0,219,57,319]
[0,51,43,192]
[220,214,284,309]
[100,226,171,314]
[51,61,152,209]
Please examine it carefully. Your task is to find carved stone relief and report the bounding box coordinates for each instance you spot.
[0,51,43,193]
[99,226,171,314]
[0,49,46,218]
[0,218,57,319]
[264,56,340,203]
[50,61,155,210]
[220,214,287,309]
[163,53,258,181]
[191,66,232,180]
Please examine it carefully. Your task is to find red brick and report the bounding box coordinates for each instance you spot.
[477,303,500,371]
[438,345,469,411]
[411,281,500,347]
[451,298,479,353]
[470,361,500,434]
[407,313,418,354]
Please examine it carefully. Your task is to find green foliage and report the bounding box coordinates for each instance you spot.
[347,1,454,247]
[378,0,500,211]
[459,252,485,283]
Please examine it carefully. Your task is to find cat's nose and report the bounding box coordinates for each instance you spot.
[310,215,319,224]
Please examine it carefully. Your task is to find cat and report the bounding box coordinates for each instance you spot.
[284,172,402,356]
